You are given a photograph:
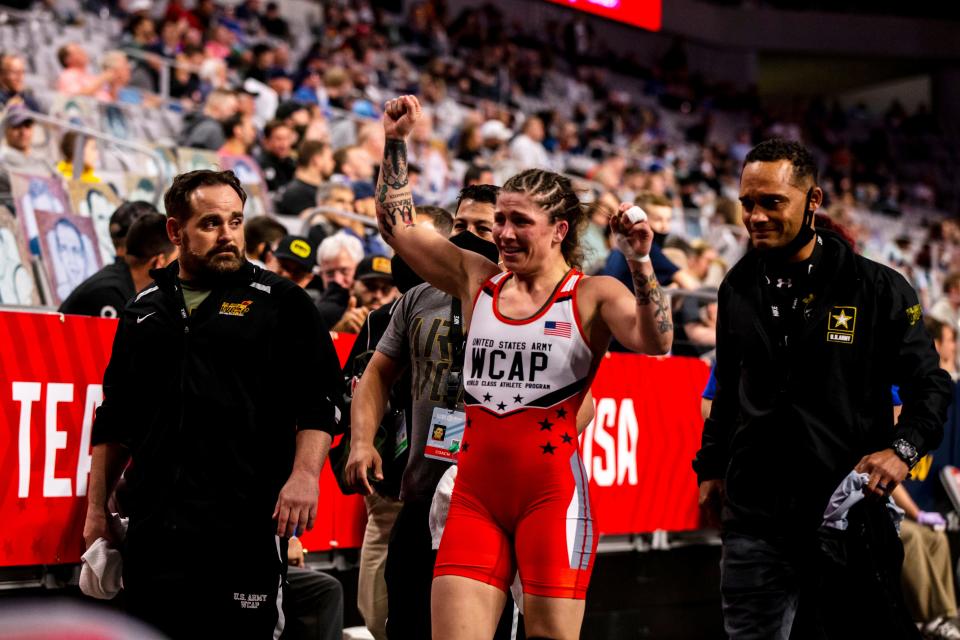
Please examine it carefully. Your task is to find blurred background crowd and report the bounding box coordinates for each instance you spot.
[0,0,957,364]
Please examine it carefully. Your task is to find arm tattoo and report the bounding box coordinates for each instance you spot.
[633,271,673,335]
[382,139,409,190]
[376,139,415,239]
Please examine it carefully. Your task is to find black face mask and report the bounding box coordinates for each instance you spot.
[653,232,667,248]
[450,229,500,264]
[391,254,424,294]
[757,187,816,264]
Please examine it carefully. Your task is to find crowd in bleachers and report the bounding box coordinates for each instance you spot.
[0,0,957,354]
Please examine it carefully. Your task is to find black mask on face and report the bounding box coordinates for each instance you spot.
[758,186,816,264]
[391,254,423,294]
[653,232,667,248]
[449,230,500,265]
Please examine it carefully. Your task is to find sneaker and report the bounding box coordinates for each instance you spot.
[924,617,960,640]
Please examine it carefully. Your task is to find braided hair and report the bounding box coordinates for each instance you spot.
[501,169,586,268]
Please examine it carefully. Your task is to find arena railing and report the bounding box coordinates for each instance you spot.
[121,48,200,103]
[19,107,168,205]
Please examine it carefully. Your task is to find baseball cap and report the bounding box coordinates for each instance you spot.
[480,119,511,142]
[355,255,392,282]
[273,235,316,272]
[3,106,34,130]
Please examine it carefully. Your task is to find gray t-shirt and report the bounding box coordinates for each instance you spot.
[377,282,459,503]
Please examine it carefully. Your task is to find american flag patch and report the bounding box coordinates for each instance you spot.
[544,320,572,337]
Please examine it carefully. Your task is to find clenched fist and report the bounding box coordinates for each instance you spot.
[382,95,423,140]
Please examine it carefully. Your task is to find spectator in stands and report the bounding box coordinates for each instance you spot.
[59,212,176,318]
[267,69,295,103]
[169,44,203,103]
[314,231,363,329]
[890,316,960,637]
[0,53,42,112]
[407,111,449,202]
[261,1,290,39]
[332,145,374,184]
[98,51,136,104]
[109,200,157,258]
[123,15,160,92]
[318,253,397,334]
[357,121,386,168]
[479,119,511,163]
[891,480,960,639]
[455,122,483,163]
[930,272,960,344]
[0,108,53,205]
[276,101,312,132]
[179,88,238,150]
[218,112,257,157]
[671,287,718,358]
[276,141,334,218]
[57,131,101,184]
[509,115,551,169]
[254,119,298,192]
[244,215,286,268]
[267,235,318,292]
[581,192,615,274]
[687,239,720,286]
[351,256,397,311]
[56,43,116,98]
[462,163,495,188]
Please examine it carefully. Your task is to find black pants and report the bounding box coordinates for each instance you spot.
[721,506,920,640]
[281,566,343,640]
[124,526,286,639]
[385,500,520,639]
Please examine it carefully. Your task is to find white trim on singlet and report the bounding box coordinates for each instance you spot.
[465,270,593,413]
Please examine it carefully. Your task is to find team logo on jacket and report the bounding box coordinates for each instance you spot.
[827,306,857,344]
[219,300,253,317]
[906,304,922,326]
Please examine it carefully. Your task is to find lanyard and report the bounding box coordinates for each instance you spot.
[444,298,466,410]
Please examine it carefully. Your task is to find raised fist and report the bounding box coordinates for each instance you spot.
[382,95,423,140]
[610,202,654,261]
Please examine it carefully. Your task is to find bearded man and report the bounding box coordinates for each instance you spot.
[83,170,344,639]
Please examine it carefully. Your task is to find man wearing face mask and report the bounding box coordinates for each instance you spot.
[694,139,952,638]
[335,205,452,640]
[83,170,344,639]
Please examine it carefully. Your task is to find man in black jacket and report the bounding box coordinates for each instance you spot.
[83,170,344,639]
[694,139,952,638]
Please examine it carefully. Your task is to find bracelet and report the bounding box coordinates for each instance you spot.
[631,254,651,263]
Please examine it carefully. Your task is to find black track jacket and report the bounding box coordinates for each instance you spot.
[92,260,343,537]
[693,230,952,535]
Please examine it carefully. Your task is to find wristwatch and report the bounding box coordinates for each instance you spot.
[892,438,919,468]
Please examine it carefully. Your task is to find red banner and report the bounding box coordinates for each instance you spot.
[0,310,708,567]
[543,0,662,32]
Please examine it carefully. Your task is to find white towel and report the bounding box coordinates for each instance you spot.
[79,515,127,600]
[821,470,904,532]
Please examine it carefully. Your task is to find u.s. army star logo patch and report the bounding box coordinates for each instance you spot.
[827,306,857,344]
[906,304,922,326]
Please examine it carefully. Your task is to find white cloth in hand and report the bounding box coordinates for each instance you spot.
[79,514,127,600]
